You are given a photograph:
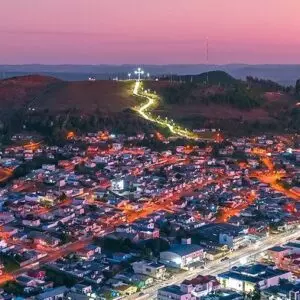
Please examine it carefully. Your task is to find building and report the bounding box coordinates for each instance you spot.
[280,253,300,274]
[113,284,137,296]
[261,281,300,300]
[158,285,196,300]
[160,244,204,269]
[284,241,300,254]
[201,289,244,300]
[195,223,248,250]
[36,286,69,300]
[217,264,292,293]
[267,246,291,264]
[132,260,166,279]
[181,275,220,298]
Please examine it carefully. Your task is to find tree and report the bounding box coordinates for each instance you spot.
[250,284,261,300]
[141,247,153,259]
[296,79,300,95]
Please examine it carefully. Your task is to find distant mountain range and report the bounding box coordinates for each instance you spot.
[0,64,299,85]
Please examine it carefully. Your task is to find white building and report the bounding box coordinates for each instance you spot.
[181,275,220,298]
[131,260,166,279]
[160,244,204,269]
[217,264,292,293]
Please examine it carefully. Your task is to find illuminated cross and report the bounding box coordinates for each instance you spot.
[134,67,144,81]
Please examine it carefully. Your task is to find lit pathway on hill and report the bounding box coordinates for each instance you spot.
[133,80,199,140]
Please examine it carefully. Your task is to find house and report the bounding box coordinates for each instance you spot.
[32,234,60,248]
[261,281,300,300]
[0,226,18,238]
[160,243,204,269]
[284,241,300,254]
[36,286,69,300]
[267,246,291,264]
[27,269,46,280]
[181,275,220,298]
[71,283,92,295]
[114,284,138,296]
[77,245,101,259]
[16,275,41,287]
[132,260,166,279]
[280,253,300,274]
[136,227,160,240]
[158,285,196,300]
[201,289,244,300]
[217,264,292,293]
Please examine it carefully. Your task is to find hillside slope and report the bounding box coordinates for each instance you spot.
[0,75,135,113]
[143,71,299,133]
[0,73,298,138]
[0,75,59,110]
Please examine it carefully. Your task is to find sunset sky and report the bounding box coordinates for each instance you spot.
[1,0,300,64]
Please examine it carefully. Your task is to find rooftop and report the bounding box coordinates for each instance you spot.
[268,246,288,252]
[159,285,187,296]
[37,286,69,300]
[182,275,219,286]
[163,244,204,257]
[218,264,290,283]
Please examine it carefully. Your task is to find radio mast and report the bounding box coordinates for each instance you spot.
[206,37,209,84]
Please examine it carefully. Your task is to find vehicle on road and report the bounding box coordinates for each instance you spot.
[220,256,229,262]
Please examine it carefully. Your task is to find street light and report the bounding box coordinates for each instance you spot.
[128,73,131,80]
[134,67,145,81]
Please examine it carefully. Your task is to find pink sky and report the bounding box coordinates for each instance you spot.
[1,0,300,64]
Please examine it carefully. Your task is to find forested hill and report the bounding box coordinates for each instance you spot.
[151,71,294,110]
[162,71,239,85]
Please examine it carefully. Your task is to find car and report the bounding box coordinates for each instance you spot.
[220,256,229,262]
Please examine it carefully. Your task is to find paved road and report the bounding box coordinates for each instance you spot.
[133,81,197,140]
[127,228,300,300]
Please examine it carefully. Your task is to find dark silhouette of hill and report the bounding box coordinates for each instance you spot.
[0,75,59,110]
[144,71,299,134]
[1,64,300,85]
[0,73,298,139]
[163,71,238,85]
[0,75,135,113]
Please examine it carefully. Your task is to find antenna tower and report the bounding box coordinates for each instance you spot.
[206,38,209,84]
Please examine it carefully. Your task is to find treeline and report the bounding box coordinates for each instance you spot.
[161,82,263,110]
[206,87,262,109]
[246,76,287,92]
[0,109,155,145]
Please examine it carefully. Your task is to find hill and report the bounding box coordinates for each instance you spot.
[162,70,239,85]
[1,64,300,85]
[0,75,59,110]
[34,80,135,113]
[0,73,298,141]
[0,75,135,113]
[143,71,299,134]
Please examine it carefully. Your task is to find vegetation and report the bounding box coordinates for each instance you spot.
[246,76,287,92]
[0,72,299,144]
[296,79,300,95]
[159,72,263,110]
[2,281,25,297]
[0,253,20,272]
[44,267,79,287]
[162,71,238,85]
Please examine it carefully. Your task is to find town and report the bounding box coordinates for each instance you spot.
[0,130,298,299]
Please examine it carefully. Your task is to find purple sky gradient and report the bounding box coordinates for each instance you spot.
[1,0,300,64]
